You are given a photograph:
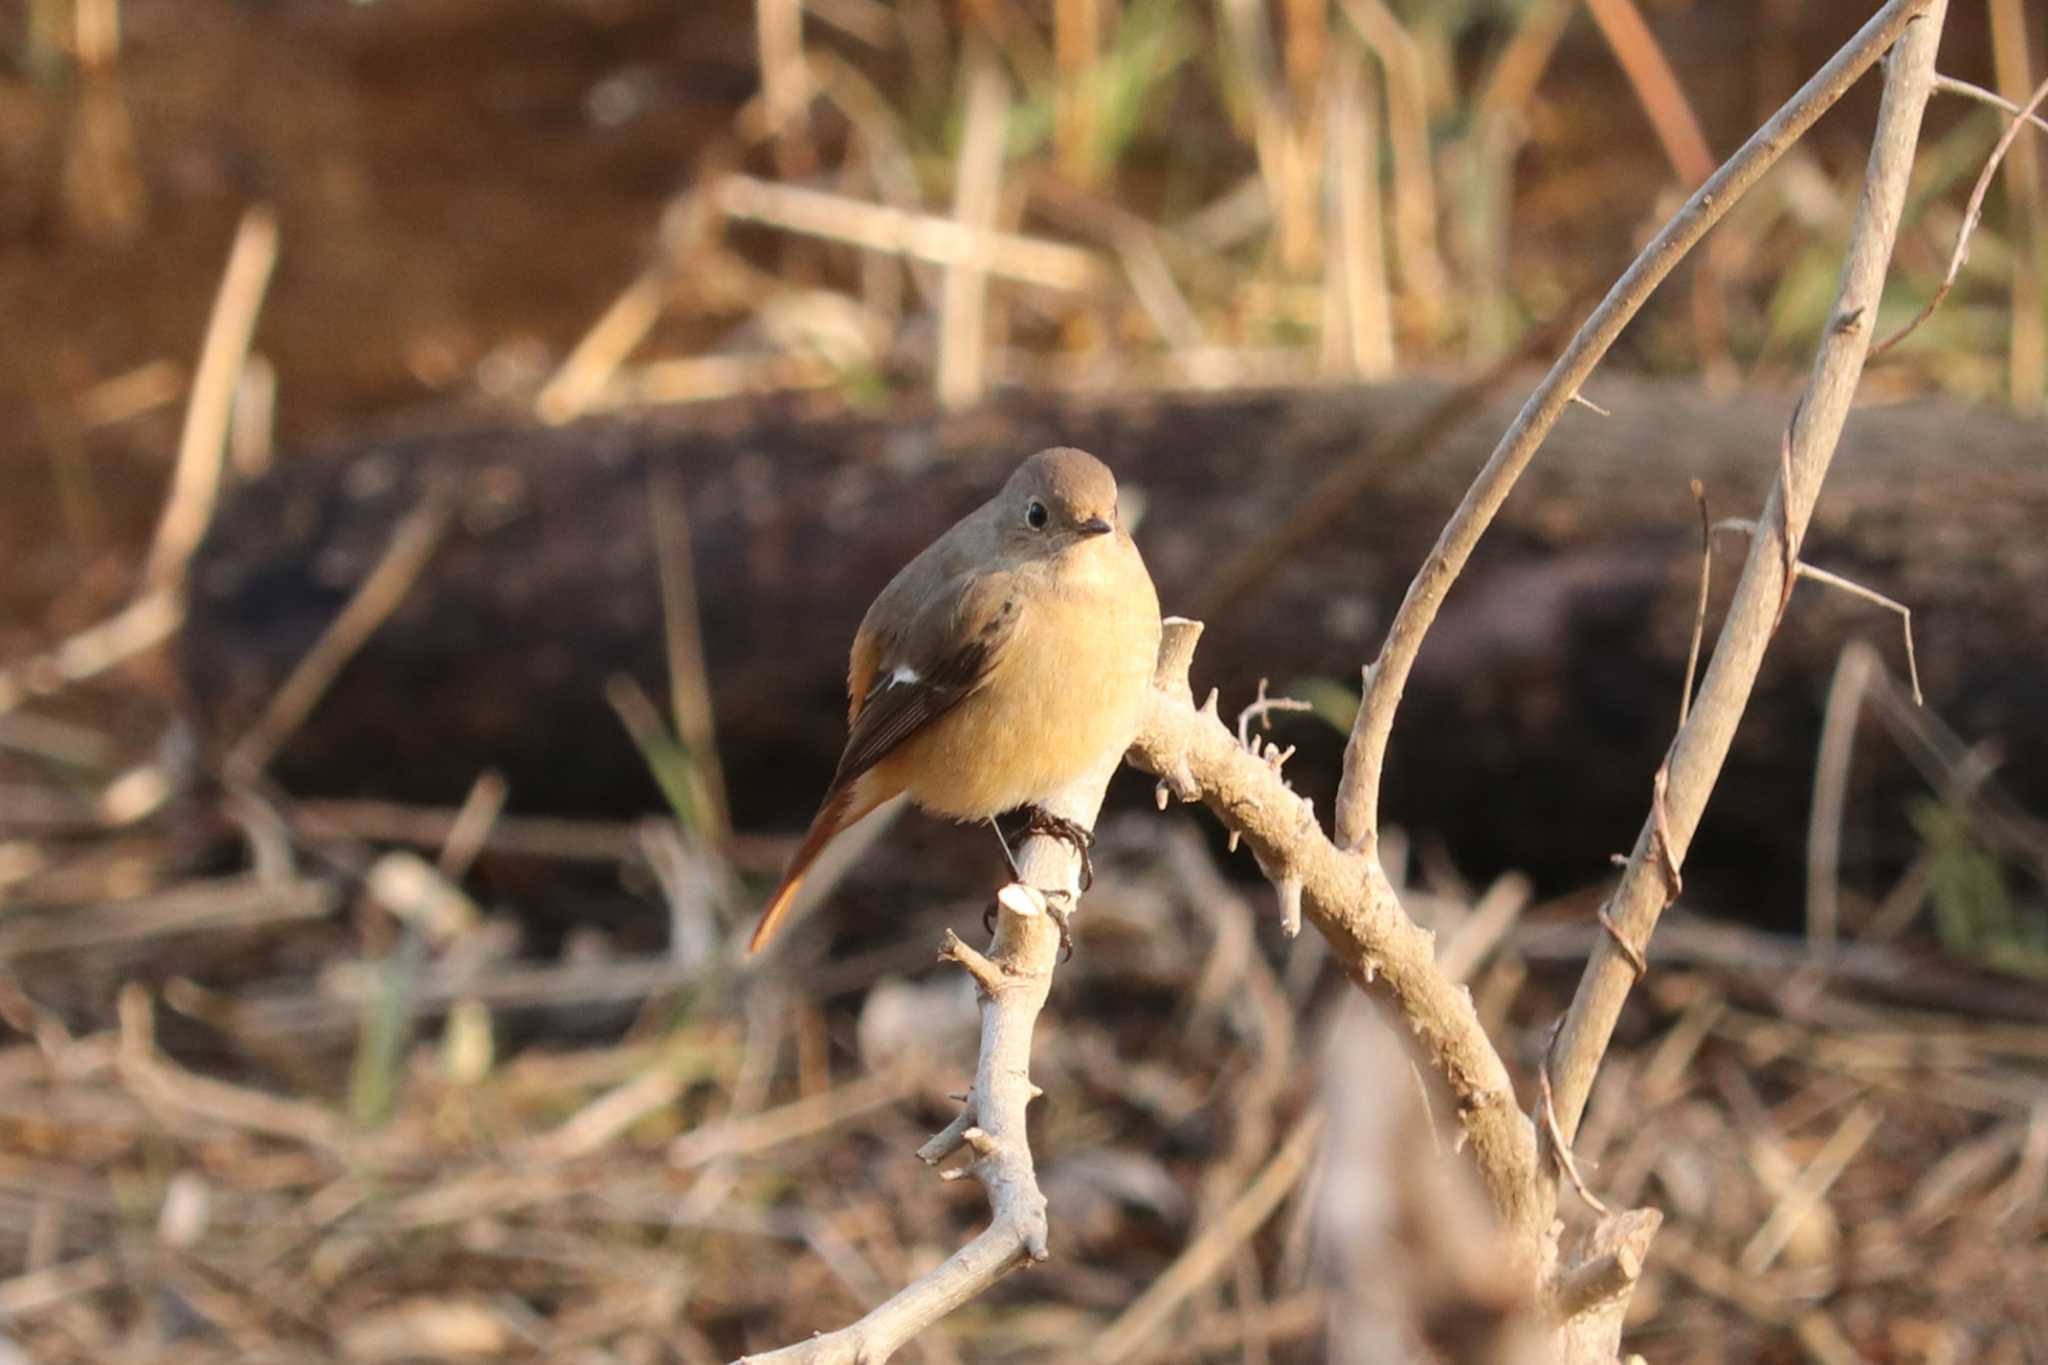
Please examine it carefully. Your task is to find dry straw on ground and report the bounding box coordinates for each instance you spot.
[5,0,2048,1361]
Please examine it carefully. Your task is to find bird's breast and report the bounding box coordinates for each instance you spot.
[887,557,1159,821]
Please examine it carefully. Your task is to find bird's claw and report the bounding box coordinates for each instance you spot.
[981,887,1074,962]
[1025,809,1096,892]
[1045,889,1076,963]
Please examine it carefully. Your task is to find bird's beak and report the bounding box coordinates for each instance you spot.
[1077,516,1114,537]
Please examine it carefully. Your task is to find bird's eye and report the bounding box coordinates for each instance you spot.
[1025,498,1049,530]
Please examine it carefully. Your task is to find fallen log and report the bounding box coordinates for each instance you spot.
[180,376,2048,921]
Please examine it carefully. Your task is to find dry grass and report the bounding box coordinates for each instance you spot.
[514,0,2041,422]
[5,1,2048,1360]
[1,802,2045,1360]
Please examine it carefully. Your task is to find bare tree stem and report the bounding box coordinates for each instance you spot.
[737,737,1115,1363]
[1332,0,1933,851]
[1544,0,1949,1171]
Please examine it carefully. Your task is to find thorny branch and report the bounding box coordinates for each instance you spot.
[1132,620,1548,1251]
[1543,0,1949,1198]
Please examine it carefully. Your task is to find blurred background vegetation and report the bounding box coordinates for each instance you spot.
[2,0,2041,630]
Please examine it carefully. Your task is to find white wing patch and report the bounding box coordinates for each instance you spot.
[888,665,921,686]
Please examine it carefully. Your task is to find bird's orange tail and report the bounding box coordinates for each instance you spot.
[748,868,811,954]
[748,778,881,952]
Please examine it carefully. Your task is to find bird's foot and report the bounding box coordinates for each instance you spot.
[1024,809,1096,892]
[1045,889,1076,963]
[981,886,1075,962]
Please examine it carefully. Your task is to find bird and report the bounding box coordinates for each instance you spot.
[749,447,1162,952]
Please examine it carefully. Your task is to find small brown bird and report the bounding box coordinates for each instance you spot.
[749,447,1161,952]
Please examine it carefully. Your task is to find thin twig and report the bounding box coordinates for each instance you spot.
[1053,0,1102,183]
[1218,0,1317,272]
[436,771,508,882]
[0,1254,119,1317]
[1933,72,2048,137]
[0,874,332,960]
[1235,678,1314,750]
[1583,0,1715,184]
[1806,643,1880,947]
[536,266,670,425]
[1986,0,2045,411]
[1538,1066,1609,1215]
[1738,1102,1880,1273]
[649,462,732,848]
[1192,317,1565,618]
[1435,871,1532,986]
[1869,72,2048,361]
[667,1069,913,1169]
[0,589,182,717]
[755,0,809,134]
[1335,0,1450,329]
[1712,517,1924,704]
[1322,42,1392,377]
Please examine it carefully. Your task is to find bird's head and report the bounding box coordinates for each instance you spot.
[1000,447,1124,559]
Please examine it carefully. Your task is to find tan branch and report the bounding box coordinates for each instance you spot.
[738,750,1114,1363]
[1544,0,1948,1190]
[1127,624,1545,1252]
[1331,0,1933,851]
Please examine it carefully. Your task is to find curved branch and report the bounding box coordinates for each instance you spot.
[1129,621,1545,1253]
[1331,0,1934,851]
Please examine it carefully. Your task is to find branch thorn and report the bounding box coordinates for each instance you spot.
[1567,391,1612,417]
[1276,875,1304,937]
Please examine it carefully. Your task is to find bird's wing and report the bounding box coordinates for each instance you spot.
[831,572,1022,790]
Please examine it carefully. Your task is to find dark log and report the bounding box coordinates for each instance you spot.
[181,378,2048,922]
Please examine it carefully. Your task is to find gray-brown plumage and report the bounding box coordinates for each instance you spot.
[750,447,1161,951]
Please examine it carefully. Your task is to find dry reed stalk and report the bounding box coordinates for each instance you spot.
[1988,0,2045,412]
[143,206,279,592]
[1322,43,1393,377]
[937,46,1011,410]
[714,175,1107,292]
